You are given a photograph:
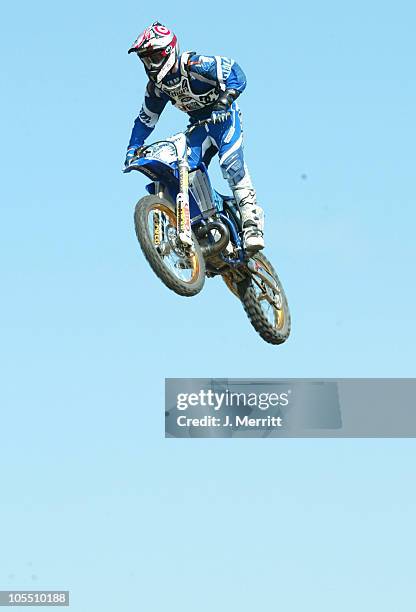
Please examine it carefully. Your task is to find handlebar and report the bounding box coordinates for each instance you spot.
[128,115,229,166]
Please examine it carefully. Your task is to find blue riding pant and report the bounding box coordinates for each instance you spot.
[187,103,248,187]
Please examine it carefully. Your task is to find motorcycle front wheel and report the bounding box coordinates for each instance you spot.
[134,195,206,297]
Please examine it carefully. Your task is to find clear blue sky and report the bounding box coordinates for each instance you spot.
[1,0,415,610]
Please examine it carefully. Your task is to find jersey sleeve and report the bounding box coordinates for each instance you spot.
[188,54,247,95]
[128,81,170,149]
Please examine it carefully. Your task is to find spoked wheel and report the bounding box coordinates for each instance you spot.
[232,253,291,345]
[134,195,205,296]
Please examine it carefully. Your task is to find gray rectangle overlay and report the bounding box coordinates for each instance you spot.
[165,378,416,438]
[0,592,69,606]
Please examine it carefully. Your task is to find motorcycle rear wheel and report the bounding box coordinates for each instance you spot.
[134,195,206,297]
[224,253,291,345]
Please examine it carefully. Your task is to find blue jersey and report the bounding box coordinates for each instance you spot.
[128,52,247,148]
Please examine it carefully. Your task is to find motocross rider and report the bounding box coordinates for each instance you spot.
[125,21,264,252]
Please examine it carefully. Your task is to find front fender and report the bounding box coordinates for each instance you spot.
[124,157,179,187]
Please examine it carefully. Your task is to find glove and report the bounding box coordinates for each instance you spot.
[210,89,239,124]
[124,146,143,167]
[210,109,230,124]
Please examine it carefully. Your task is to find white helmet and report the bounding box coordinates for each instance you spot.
[128,21,179,82]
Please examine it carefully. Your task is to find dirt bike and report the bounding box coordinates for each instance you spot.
[124,118,290,345]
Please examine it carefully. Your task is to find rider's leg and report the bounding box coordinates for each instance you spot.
[222,157,264,252]
[208,105,264,251]
[186,123,208,168]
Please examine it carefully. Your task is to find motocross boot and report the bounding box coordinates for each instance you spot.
[233,186,265,253]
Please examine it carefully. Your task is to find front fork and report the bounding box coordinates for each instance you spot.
[175,135,193,248]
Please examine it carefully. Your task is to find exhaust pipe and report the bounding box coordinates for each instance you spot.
[197,221,230,258]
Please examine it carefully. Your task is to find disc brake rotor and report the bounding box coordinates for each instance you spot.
[148,208,197,283]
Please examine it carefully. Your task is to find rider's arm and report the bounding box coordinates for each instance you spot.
[128,81,170,149]
[188,54,247,101]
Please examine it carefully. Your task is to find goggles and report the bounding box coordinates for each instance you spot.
[140,50,166,70]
